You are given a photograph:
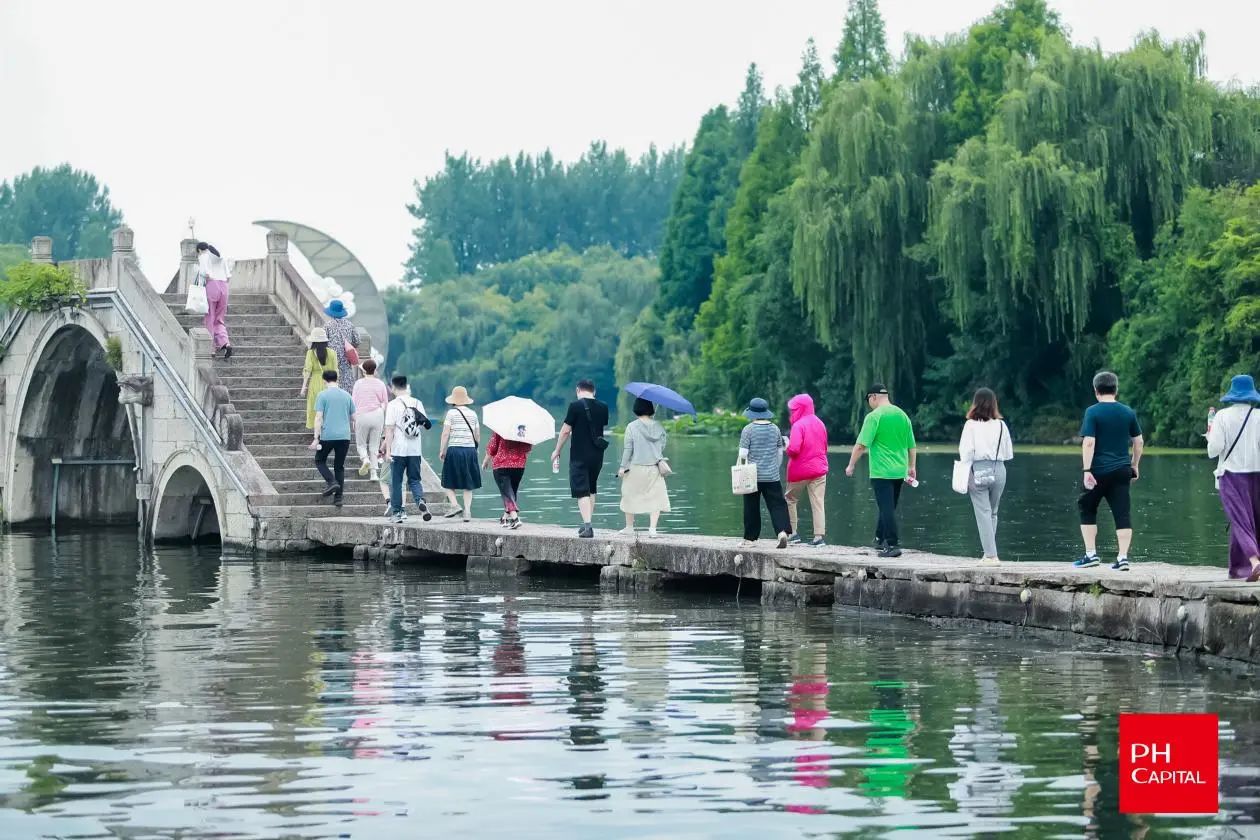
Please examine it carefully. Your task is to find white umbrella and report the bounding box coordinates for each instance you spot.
[482,396,556,445]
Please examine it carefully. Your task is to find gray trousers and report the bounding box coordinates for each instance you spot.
[968,461,1007,557]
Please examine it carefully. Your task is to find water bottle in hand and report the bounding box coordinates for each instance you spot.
[1207,406,1216,434]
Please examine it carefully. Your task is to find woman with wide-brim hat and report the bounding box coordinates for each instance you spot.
[323,299,360,392]
[737,397,791,548]
[439,385,482,521]
[1207,374,1260,581]
[300,327,338,429]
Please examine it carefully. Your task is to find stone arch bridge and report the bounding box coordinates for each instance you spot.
[0,227,435,549]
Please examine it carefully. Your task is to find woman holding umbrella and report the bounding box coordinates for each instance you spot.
[618,398,671,537]
[483,431,532,528]
[480,395,557,529]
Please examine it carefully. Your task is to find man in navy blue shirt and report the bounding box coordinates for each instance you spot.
[1073,371,1144,571]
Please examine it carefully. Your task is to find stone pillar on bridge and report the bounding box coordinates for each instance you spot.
[177,238,199,294]
[109,226,135,290]
[265,231,288,296]
[30,236,52,264]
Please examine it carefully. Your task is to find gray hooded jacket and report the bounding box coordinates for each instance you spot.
[621,418,668,469]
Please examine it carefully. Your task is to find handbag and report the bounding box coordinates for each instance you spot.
[731,461,758,495]
[951,460,970,494]
[956,423,1005,491]
[657,458,673,477]
[344,341,360,366]
[184,275,209,316]
[581,398,609,451]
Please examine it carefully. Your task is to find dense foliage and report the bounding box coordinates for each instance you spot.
[0,262,88,312]
[0,165,123,261]
[614,0,1260,443]
[386,246,656,411]
[404,143,683,284]
[1111,185,1260,446]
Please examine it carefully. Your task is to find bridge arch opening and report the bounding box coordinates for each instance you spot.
[9,323,137,526]
[153,465,221,544]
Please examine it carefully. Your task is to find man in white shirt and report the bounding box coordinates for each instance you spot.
[383,375,433,524]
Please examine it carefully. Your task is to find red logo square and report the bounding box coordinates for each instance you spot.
[1120,713,1218,814]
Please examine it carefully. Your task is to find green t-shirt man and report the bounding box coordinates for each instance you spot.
[854,401,916,479]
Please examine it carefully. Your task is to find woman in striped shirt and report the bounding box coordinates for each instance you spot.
[439,385,481,521]
[738,397,791,548]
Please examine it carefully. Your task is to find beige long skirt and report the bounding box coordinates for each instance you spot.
[620,464,672,514]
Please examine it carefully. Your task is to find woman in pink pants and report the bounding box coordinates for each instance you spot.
[197,241,233,359]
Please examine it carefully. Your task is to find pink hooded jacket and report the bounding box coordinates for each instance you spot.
[786,394,829,483]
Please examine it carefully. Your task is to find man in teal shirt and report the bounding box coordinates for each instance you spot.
[845,384,917,557]
[312,369,356,507]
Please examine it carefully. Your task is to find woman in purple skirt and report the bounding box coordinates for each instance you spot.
[1207,374,1260,581]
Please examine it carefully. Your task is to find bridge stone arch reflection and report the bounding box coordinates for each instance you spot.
[7,315,136,525]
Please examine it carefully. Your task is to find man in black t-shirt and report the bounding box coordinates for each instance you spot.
[552,378,609,538]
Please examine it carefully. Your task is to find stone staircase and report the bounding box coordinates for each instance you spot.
[160,292,427,520]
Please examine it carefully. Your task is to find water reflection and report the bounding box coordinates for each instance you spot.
[0,532,1256,838]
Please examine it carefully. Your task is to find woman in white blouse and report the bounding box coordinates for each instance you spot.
[958,388,1014,563]
[439,385,482,522]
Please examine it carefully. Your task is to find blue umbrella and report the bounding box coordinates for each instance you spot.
[622,382,697,416]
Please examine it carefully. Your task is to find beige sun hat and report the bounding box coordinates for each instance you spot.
[307,327,329,343]
[445,385,474,406]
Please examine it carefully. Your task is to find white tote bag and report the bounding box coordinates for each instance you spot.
[951,460,970,494]
[184,278,209,316]
[731,462,759,495]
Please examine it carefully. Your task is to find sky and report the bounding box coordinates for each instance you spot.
[0,0,1254,287]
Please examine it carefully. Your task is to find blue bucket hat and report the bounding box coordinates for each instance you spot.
[743,397,774,420]
[325,299,348,318]
[1221,374,1260,405]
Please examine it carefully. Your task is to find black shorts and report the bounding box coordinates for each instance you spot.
[1078,468,1134,529]
[569,459,603,498]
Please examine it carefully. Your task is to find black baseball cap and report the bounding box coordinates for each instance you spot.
[865,384,889,397]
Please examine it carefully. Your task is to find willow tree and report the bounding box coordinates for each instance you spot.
[790,71,944,412]
[924,32,1259,423]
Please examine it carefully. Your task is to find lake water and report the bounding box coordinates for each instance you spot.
[0,531,1256,838]
[427,435,1228,567]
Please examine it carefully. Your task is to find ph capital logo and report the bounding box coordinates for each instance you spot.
[1119,713,1218,814]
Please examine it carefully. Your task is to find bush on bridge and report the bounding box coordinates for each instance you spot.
[0,261,88,312]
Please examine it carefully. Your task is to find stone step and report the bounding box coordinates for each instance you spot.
[181,325,301,338]
[175,313,290,327]
[161,293,275,305]
[234,400,310,412]
[166,302,279,316]
[271,476,385,491]
[240,419,330,433]
[255,491,391,507]
[268,469,388,484]
[254,504,399,519]
[214,367,306,381]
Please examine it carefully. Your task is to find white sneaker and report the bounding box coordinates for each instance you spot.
[647,529,659,539]
[618,527,636,536]
[979,556,1001,565]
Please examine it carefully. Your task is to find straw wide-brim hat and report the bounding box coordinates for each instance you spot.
[445,385,474,406]
[307,327,329,343]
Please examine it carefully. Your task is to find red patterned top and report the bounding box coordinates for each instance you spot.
[486,433,532,469]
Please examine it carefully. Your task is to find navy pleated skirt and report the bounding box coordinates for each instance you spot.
[441,446,482,490]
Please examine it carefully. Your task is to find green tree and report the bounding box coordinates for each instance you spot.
[0,165,123,261]
[0,243,27,279]
[833,0,892,81]
[387,247,656,411]
[1111,185,1260,446]
[654,106,742,317]
[404,143,684,284]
